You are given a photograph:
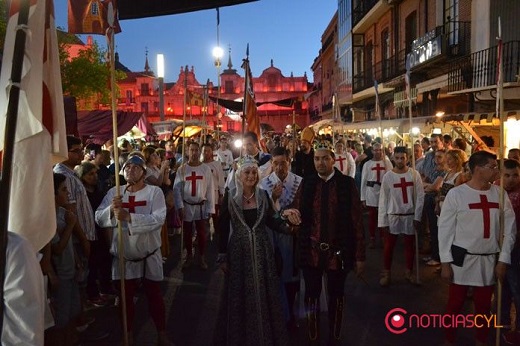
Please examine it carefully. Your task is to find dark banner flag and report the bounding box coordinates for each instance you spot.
[242,55,260,140]
[118,0,258,20]
[68,0,121,34]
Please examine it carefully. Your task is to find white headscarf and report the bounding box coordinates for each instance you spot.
[232,155,259,207]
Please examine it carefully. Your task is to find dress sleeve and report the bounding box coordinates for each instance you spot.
[218,189,231,254]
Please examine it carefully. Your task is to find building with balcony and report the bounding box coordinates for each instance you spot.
[326,0,519,146]
[309,12,339,123]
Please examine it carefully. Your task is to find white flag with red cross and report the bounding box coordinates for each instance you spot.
[0,0,68,251]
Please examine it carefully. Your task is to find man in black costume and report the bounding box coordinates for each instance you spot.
[292,127,317,178]
[296,139,365,345]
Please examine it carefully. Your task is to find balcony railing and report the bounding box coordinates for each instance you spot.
[352,0,379,28]
[353,49,406,93]
[353,22,471,93]
[408,21,471,71]
[448,40,520,93]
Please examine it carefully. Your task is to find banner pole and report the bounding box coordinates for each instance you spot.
[108,28,129,345]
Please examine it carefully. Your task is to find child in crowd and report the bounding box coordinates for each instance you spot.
[49,173,82,345]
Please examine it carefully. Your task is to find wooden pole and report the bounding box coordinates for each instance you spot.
[241,45,250,158]
[108,28,129,345]
[405,60,420,285]
[496,17,504,346]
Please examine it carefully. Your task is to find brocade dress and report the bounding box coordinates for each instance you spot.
[214,189,290,346]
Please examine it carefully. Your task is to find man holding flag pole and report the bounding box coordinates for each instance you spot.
[68,1,135,344]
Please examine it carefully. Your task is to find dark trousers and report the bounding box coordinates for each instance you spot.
[302,267,347,300]
[120,278,166,332]
[502,247,520,326]
[445,284,494,343]
[425,194,439,261]
[86,239,112,298]
[183,220,207,257]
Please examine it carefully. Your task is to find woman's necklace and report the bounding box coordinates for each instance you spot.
[243,192,255,204]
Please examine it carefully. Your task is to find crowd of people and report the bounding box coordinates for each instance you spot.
[8,127,520,346]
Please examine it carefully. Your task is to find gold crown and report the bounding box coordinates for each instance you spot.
[237,155,258,169]
[313,140,335,152]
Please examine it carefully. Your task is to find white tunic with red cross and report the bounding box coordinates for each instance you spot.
[378,168,424,235]
[438,184,516,286]
[334,152,356,178]
[95,184,167,281]
[361,158,394,207]
[173,163,215,222]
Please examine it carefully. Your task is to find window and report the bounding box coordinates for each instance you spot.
[90,2,99,15]
[225,80,234,94]
[226,121,235,131]
[381,29,391,79]
[445,0,459,45]
[141,102,148,114]
[405,11,417,54]
[126,90,133,105]
[365,41,373,82]
[141,83,149,96]
[267,75,277,90]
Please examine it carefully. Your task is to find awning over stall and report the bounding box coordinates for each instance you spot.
[78,110,156,144]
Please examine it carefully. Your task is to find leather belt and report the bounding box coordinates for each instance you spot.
[366,181,381,187]
[311,240,339,252]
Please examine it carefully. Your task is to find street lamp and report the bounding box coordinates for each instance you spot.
[157,54,165,121]
[213,46,224,137]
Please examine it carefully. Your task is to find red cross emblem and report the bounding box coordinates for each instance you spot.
[371,163,386,183]
[186,171,204,196]
[393,177,414,204]
[468,194,499,238]
[335,156,346,172]
[122,196,147,213]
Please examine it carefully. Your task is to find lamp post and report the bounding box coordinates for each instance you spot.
[213,46,223,138]
[157,54,165,121]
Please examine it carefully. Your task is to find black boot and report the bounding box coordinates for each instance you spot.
[305,297,320,345]
[328,297,344,345]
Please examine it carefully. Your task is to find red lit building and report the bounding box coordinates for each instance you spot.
[99,49,311,134]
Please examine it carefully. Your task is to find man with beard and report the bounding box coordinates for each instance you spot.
[378,147,424,286]
[439,151,515,345]
[361,142,393,248]
[202,143,225,235]
[260,147,303,329]
[292,127,317,178]
[95,155,169,345]
[174,142,215,270]
[296,140,365,345]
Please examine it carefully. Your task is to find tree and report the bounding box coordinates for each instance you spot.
[59,31,126,109]
[0,6,125,110]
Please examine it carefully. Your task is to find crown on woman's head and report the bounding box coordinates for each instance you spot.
[237,155,258,169]
[313,140,334,153]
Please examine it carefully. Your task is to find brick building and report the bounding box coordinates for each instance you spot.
[68,41,311,134]
[314,0,520,147]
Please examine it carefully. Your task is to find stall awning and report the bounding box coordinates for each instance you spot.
[77,111,156,144]
[440,110,520,123]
